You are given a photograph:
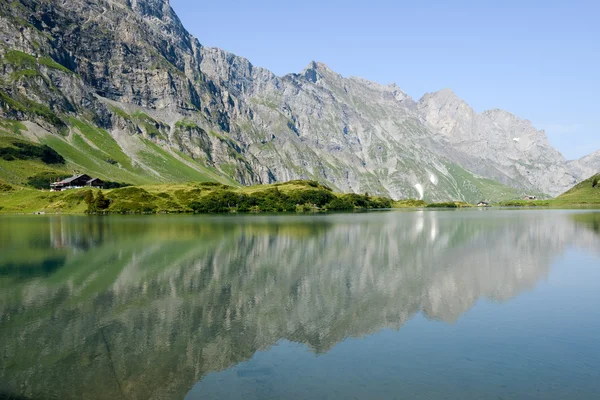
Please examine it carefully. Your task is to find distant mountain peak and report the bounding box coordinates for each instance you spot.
[303,61,332,72]
[420,88,464,104]
[301,61,336,83]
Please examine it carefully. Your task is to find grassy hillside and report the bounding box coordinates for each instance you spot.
[496,173,600,207]
[0,135,72,186]
[553,173,600,206]
[0,116,554,206]
[0,180,402,214]
[443,163,542,203]
[0,117,240,188]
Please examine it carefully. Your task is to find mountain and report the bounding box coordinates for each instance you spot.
[417,90,580,194]
[570,150,600,181]
[0,0,597,201]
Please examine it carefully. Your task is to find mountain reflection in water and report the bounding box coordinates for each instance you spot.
[0,211,599,400]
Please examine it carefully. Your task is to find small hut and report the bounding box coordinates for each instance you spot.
[50,174,92,191]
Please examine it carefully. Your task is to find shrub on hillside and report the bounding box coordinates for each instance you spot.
[108,187,155,202]
[84,190,110,213]
[102,181,130,189]
[0,140,64,164]
[26,172,70,189]
[0,182,13,192]
[426,202,458,208]
[197,182,232,189]
[189,191,249,213]
[326,196,355,210]
[187,187,391,213]
[106,187,156,213]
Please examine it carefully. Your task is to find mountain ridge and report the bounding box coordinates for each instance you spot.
[0,0,596,200]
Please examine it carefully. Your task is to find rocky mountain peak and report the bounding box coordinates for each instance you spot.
[419,88,468,108]
[301,61,336,83]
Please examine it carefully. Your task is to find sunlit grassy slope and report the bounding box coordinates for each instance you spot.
[0,180,399,214]
[497,173,600,207]
[0,118,239,187]
[553,173,600,206]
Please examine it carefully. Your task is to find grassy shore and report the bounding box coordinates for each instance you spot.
[498,173,600,208]
[3,172,599,215]
[0,180,414,214]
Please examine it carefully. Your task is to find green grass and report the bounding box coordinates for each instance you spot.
[68,118,134,168]
[0,178,13,192]
[4,50,37,69]
[108,105,131,120]
[393,199,427,208]
[38,56,73,74]
[551,173,600,206]
[0,187,89,213]
[0,116,240,189]
[0,156,70,186]
[0,119,27,135]
[443,162,543,203]
[0,180,398,214]
[0,136,71,186]
[139,139,224,183]
[132,112,166,139]
[41,135,151,185]
[495,174,600,208]
[497,200,551,207]
[426,202,467,209]
[175,119,201,129]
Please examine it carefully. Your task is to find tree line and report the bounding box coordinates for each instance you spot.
[188,188,392,213]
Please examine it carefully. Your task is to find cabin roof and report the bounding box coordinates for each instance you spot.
[51,174,91,186]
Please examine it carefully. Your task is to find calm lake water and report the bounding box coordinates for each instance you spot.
[1,210,599,399]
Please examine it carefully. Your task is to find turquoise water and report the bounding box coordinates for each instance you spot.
[1,210,599,399]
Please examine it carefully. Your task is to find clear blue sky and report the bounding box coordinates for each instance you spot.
[171,0,599,160]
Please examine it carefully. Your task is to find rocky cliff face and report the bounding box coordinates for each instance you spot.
[0,0,596,199]
[417,89,580,195]
[570,150,600,182]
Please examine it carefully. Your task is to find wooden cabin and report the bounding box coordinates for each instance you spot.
[86,178,104,189]
[50,174,104,191]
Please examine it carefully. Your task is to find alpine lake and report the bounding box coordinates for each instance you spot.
[1,209,599,400]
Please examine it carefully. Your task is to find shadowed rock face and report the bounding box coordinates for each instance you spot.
[0,1,597,198]
[1,212,599,399]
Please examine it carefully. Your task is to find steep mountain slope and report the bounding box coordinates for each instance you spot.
[570,150,600,181]
[0,0,256,186]
[417,89,579,195]
[0,0,595,201]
